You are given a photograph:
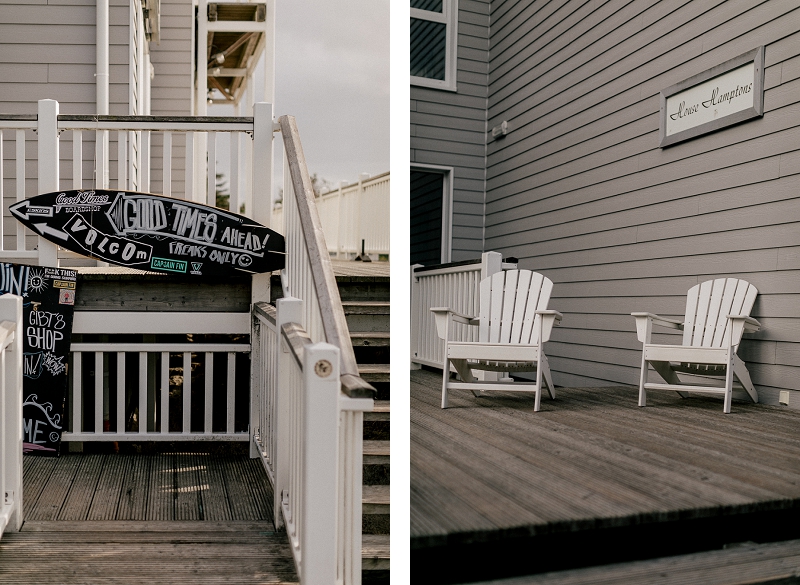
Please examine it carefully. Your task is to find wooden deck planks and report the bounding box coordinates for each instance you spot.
[196,453,233,521]
[411,369,800,545]
[146,453,173,521]
[21,456,56,518]
[58,454,105,520]
[116,454,150,520]
[27,455,81,521]
[0,521,298,584]
[174,453,201,521]
[472,539,800,585]
[22,452,275,524]
[87,454,130,520]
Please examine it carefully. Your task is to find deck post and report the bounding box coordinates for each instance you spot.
[302,341,340,584]
[410,264,423,370]
[0,294,23,533]
[36,100,60,267]
[274,295,302,530]
[251,102,274,305]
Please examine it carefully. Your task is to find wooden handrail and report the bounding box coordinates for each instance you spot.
[278,115,375,400]
[281,322,312,370]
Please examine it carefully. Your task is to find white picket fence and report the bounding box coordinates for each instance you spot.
[410,252,517,369]
[273,172,390,259]
[0,294,23,539]
[65,312,250,441]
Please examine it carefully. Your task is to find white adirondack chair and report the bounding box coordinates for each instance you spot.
[431,269,562,411]
[632,278,761,413]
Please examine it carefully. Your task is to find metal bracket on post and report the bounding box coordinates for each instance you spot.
[36,100,60,267]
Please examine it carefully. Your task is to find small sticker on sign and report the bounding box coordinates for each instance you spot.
[59,289,75,305]
[53,280,76,289]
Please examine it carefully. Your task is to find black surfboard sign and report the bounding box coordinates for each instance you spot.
[10,190,285,277]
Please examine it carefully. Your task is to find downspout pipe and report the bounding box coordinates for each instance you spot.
[96,0,110,195]
[96,0,109,115]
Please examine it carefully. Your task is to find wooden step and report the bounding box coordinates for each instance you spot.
[351,332,390,347]
[342,301,390,314]
[364,400,389,422]
[360,364,390,384]
[362,534,390,571]
[362,485,390,515]
[364,440,389,465]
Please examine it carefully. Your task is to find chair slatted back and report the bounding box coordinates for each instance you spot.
[682,278,758,348]
[479,270,553,345]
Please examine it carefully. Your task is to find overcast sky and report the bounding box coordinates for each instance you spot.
[211,0,390,198]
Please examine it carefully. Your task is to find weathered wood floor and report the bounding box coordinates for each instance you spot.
[411,369,800,583]
[472,539,800,584]
[0,521,297,584]
[0,453,298,584]
[23,453,272,521]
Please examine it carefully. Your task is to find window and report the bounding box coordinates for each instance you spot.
[410,0,457,91]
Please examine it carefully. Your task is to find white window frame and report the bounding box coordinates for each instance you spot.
[411,164,453,263]
[410,0,458,92]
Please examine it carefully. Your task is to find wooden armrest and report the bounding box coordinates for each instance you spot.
[631,312,684,343]
[536,310,562,343]
[727,314,760,331]
[430,307,478,339]
[727,314,760,345]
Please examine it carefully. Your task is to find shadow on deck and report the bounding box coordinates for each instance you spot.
[0,448,298,584]
[411,368,800,584]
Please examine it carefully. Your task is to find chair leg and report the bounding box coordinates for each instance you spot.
[723,351,734,414]
[534,355,544,412]
[734,355,758,403]
[638,351,648,407]
[541,354,556,400]
[441,359,450,409]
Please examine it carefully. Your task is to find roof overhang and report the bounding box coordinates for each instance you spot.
[205,2,268,105]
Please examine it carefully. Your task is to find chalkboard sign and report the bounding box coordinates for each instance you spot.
[10,190,285,277]
[0,264,77,455]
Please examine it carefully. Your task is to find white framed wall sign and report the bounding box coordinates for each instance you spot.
[660,46,765,148]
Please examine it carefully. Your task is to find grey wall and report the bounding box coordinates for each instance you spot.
[484,0,800,405]
[0,0,193,233]
[147,0,194,199]
[411,0,489,262]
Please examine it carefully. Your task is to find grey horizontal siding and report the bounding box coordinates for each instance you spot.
[485,0,800,404]
[411,0,489,262]
[0,0,193,226]
[148,0,193,199]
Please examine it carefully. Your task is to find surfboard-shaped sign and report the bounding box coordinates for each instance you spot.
[10,189,285,277]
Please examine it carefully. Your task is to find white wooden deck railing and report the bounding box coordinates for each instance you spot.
[0,294,23,539]
[65,312,251,442]
[273,172,390,259]
[250,116,374,585]
[0,99,274,267]
[1,100,369,583]
[411,252,517,369]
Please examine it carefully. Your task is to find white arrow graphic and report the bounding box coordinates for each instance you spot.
[33,223,69,242]
[9,200,29,220]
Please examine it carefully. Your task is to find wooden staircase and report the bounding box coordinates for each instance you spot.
[341,285,390,584]
[271,266,390,583]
